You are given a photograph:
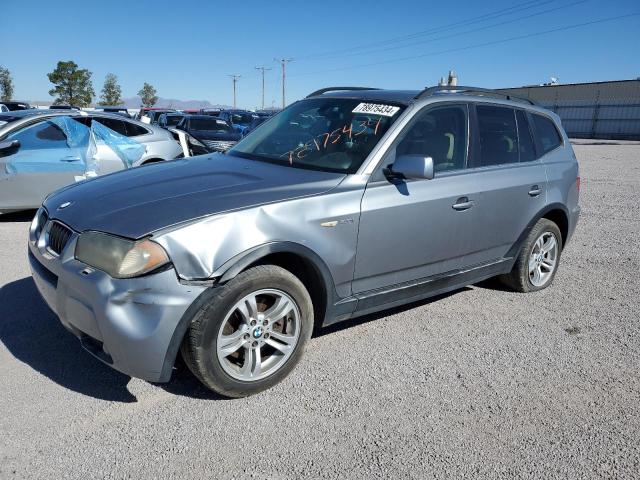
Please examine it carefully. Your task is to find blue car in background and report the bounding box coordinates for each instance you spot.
[217,109,258,135]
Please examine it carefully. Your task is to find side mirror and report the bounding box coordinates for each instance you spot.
[388,155,434,180]
[0,139,20,158]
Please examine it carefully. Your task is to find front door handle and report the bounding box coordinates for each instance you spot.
[61,156,81,162]
[528,185,542,197]
[452,197,474,211]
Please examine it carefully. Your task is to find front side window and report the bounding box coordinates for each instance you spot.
[8,119,71,150]
[229,98,404,174]
[477,105,519,166]
[394,104,468,173]
[531,113,562,154]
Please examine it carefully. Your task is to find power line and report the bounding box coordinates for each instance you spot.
[274,58,293,109]
[294,0,555,61]
[314,0,587,61]
[228,74,241,108]
[255,66,272,110]
[289,12,640,78]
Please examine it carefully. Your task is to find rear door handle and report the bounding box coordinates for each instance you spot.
[452,197,474,211]
[528,185,542,197]
[61,156,81,162]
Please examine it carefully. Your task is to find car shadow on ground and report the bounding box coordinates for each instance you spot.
[0,210,37,222]
[314,287,472,338]
[0,277,501,402]
[0,276,137,403]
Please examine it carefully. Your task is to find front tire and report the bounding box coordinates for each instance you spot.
[181,265,313,398]
[501,218,563,293]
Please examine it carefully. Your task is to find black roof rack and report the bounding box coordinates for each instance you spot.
[306,87,381,98]
[414,85,536,105]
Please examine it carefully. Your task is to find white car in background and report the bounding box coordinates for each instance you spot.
[0,109,185,213]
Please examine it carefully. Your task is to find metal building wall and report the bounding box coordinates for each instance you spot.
[497,80,640,140]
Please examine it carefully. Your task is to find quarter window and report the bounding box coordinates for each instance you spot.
[531,113,562,154]
[477,105,519,166]
[395,105,468,173]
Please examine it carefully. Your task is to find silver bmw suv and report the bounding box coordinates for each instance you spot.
[28,86,580,397]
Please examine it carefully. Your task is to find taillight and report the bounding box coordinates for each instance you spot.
[576,176,581,193]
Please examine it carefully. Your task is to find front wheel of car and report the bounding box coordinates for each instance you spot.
[181,265,313,398]
[501,218,563,293]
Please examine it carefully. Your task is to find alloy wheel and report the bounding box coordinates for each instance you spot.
[528,231,558,287]
[216,289,301,381]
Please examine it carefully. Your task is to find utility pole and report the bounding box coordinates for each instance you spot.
[255,66,271,110]
[228,74,241,108]
[274,58,293,109]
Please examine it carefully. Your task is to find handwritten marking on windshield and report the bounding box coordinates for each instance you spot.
[282,118,383,164]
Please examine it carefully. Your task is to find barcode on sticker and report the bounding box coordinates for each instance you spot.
[352,103,400,117]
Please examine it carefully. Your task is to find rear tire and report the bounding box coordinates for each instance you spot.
[181,265,313,398]
[501,218,563,293]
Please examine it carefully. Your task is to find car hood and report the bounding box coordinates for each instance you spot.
[44,154,345,239]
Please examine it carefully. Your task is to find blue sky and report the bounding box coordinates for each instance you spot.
[2,0,638,108]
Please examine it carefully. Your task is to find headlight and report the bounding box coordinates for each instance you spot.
[75,232,170,279]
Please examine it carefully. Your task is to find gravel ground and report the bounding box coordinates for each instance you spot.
[0,144,638,479]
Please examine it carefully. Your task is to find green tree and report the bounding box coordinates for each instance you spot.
[98,73,123,106]
[138,82,158,108]
[47,60,95,107]
[0,66,14,102]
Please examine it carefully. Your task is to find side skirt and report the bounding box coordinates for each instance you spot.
[323,257,513,326]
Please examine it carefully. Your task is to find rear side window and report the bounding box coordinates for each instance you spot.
[531,114,562,154]
[94,118,128,136]
[477,105,519,166]
[516,110,536,162]
[125,122,149,137]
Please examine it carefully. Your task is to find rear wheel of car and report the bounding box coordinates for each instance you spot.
[501,218,563,293]
[181,265,313,398]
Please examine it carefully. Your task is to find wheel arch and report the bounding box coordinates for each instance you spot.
[217,242,338,329]
[159,242,338,381]
[506,203,570,259]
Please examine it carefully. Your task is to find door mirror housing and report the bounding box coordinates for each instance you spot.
[389,155,434,180]
[0,139,20,158]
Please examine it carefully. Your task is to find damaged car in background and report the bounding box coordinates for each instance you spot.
[169,114,241,155]
[0,110,184,213]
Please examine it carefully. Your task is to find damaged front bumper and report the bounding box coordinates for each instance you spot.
[28,224,206,382]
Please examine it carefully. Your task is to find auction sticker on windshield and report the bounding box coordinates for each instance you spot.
[352,103,400,117]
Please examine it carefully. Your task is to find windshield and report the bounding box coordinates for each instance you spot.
[166,115,184,126]
[231,113,255,125]
[228,98,404,173]
[190,118,231,131]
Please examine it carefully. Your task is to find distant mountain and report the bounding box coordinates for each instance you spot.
[30,97,233,110]
[119,96,232,110]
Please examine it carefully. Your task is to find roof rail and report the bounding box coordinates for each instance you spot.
[414,85,536,105]
[306,87,381,98]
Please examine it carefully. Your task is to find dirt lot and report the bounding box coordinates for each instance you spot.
[0,143,638,479]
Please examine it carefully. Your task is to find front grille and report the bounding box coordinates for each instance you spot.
[203,139,237,152]
[47,222,73,255]
[34,209,49,240]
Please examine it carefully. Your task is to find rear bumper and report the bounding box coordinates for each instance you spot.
[28,236,206,382]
